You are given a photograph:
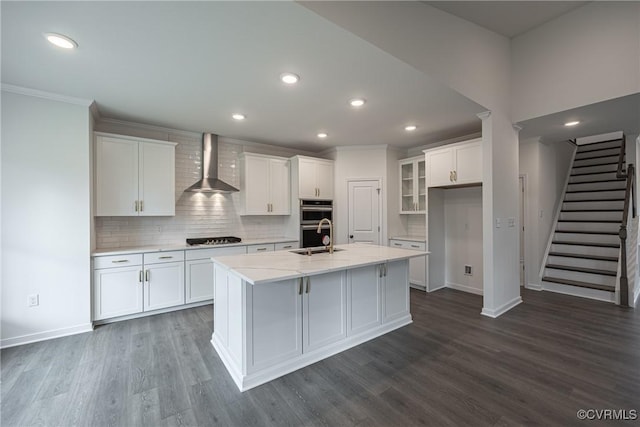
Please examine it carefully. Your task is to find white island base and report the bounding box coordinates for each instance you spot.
[211,244,420,392]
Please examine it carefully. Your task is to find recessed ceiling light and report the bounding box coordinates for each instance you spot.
[349,98,366,107]
[317,132,328,139]
[564,121,580,127]
[232,113,246,121]
[404,125,417,131]
[44,33,77,49]
[280,73,300,84]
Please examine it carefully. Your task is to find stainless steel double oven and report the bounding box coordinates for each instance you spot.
[300,199,333,248]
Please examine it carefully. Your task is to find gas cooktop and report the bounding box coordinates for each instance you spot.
[186,236,242,246]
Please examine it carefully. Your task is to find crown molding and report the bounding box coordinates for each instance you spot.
[97,117,202,139]
[476,110,492,120]
[1,84,94,107]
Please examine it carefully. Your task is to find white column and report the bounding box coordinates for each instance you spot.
[478,111,523,317]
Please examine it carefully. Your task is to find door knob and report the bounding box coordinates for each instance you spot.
[349,235,354,239]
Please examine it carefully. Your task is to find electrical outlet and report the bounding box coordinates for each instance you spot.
[508,218,515,228]
[464,265,472,276]
[28,294,39,307]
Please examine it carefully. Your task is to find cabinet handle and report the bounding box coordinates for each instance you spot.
[140,200,144,212]
[379,265,384,278]
[256,248,267,251]
[158,256,173,259]
[411,244,420,249]
[393,243,402,247]
[298,277,303,295]
[306,277,311,293]
[139,270,143,283]
[134,200,139,212]
[282,245,292,249]
[145,270,150,282]
[453,171,457,181]
[111,259,129,264]
[449,171,453,182]
[384,264,387,277]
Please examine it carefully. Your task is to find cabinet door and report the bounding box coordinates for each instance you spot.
[93,266,143,320]
[400,161,415,213]
[144,262,185,311]
[382,260,410,323]
[454,141,483,185]
[303,271,346,352]
[297,158,318,199]
[95,137,139,216]
[410,255,426,287]
[185,259,214,303]
[346,265,381,336]
[139,142,176,216]
[315,161,334,200]
[242,155,270,214]
[426,148,455,188]
[416,159,426,212]
[248,279,302,372]
[269,158,290,214]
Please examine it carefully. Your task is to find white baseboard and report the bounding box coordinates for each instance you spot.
[447,281,483,296]
[427,284,446,293]
[93,300,212,326]
[1,322,94,349]
[481,296,523,318]
[525,282,543,291]
[632,286,640,308]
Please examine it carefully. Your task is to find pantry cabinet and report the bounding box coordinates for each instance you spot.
[95,133,176,216]
[291,156,334,200]
[239,153,290,215]
[425,138,482,187]
[399,156,426,214]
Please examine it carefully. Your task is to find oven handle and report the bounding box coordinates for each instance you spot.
[301,224,330,230]
[301,207,333,212]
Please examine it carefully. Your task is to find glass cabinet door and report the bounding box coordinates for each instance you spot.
[401,162,415,212]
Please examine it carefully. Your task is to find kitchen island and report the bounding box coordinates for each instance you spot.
[211,243,428,391]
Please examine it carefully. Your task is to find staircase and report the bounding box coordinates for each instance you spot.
[541,137,627,302]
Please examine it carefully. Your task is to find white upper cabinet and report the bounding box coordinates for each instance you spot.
[292,156,334,200]
[425,138,482,188]
[399,156,426,214]
[95,133,176,216]
[239,153,290,215]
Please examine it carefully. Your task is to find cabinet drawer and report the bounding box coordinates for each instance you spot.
[389,240,406,249]
[186,246,246,261]
[94,253,143,269]
[274,241,298,251]
[247,244,275,254]
[389,240,426,251]
[143,250,185,265]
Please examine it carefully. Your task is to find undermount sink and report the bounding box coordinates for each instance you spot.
[290,247,344,255]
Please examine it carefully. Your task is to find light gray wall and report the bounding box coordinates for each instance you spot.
[1,90,92,347]
[512,2,640,122]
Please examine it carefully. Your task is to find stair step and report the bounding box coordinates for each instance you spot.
[548,252,618,262]
[561,209,623,212]
[562,199,624,203]
[546,263,617,277]
[557,219,620,223]
[577,138,623,150]
[570,170,621,178]
[554,230,618,235]
[574,148,621,161]
[541,276,615,292]
[573,155,620,168]
[566,178,625,185]
[552,240,620,248]
[564,191,625,201]
[559,211,623,222]
[571,164,620,176]
[565,188,625,194]
[572,161,619,169]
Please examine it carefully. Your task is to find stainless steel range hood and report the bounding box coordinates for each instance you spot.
[185,133,239,193]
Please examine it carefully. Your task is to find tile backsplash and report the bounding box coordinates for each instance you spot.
[94,123,307,249]
[407,214,426,238]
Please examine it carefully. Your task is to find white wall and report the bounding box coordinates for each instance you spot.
[1,90,93,347]
[331,146,389,245]
[512,2,640,122]
[444,187,483,294]
[519,138,575,288]
[93,119,319,248]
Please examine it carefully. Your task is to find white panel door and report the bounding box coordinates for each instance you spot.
[144,262,185,311]
[346,265,381,336]
[186,259,214,303]
[303,271,346,352]
[269,158,290,214]
[139,142,176,216]
[243,155,271,214]
[315,161,334,200]
[249,279,302,372]
[454,141,482,185]
[93,266,143,320]
[348,180,380,244]
[426,147,454,187]
[297,158,318,199]
[95,137,139,216]
[383,260,410,323]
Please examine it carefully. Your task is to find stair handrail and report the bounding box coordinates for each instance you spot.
[616,135,634,307]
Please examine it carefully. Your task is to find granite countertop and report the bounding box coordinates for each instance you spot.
[389,235,426,243]
[211,243,430,285]
[92,237,299,257]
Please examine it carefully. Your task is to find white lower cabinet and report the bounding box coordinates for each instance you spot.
[382,260,410,323]
[143,260,184,311]
[347,265,382,336]
[389,239,427,289]
[303,271,346,352]
[186,246,246,303]
[93,265,144,320]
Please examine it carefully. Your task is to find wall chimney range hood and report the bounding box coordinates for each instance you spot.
[185,133,239,193]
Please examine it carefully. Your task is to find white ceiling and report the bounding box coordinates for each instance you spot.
[1,1,486,152]
[425,1,589,38]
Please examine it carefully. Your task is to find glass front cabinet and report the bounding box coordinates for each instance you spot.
[399,156,426,214]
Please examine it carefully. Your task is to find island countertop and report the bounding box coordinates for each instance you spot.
[211,243,429,285]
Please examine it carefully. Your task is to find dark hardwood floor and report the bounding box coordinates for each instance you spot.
[2,288,639,426]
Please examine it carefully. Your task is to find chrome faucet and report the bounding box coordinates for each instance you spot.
[317,218,334,254]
